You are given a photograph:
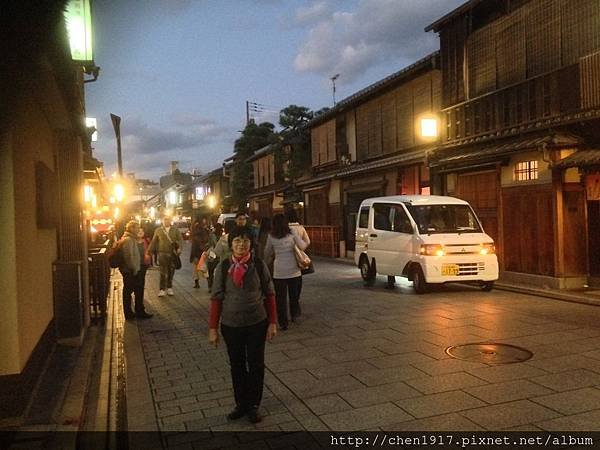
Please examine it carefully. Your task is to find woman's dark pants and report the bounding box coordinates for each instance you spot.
[220,319,268,410]
[273,276,302,328]
[121,267,147,315]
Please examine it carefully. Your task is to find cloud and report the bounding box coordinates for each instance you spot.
[294,1,333,25]
[116,117,232,155]
[294,0,461,83]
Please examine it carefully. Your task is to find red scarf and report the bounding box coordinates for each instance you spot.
[229,253,251,288]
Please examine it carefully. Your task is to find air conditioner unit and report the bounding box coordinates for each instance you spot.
[53,261,84,345]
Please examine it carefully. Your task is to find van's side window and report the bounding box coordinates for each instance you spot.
[373,204,392,231]
[358,207,369,229]
[392,206,413,234]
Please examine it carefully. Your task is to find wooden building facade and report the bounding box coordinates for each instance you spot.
[302,53,441,256]
[426,0,600,288]
[247,144,286,219]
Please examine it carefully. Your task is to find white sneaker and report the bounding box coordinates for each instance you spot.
[167,288,174,296]
[158,290,166,297]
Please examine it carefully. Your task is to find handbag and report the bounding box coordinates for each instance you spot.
[163,227,182,270]
[301,261,315,275]
[172,252,182,270]
[293,245,311,271]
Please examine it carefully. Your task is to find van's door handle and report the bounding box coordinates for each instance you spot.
[370,234,378,238]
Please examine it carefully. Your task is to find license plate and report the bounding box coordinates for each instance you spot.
[442,264,460,276]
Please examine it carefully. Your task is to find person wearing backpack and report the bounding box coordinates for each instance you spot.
[147,216,183,297]
[118,221,152,320]
[208,226,277,424]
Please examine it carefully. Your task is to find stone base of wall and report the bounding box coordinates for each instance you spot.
[501,271,588,290]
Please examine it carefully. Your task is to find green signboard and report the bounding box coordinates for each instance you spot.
[65,0,93,62]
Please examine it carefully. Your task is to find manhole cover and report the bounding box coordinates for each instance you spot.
[445,343,533,365]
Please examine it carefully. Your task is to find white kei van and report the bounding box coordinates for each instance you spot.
[354,195,498,293]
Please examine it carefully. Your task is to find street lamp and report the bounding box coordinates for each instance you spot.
[110,113,123,177]
[113,182,125,202]
[417,114,439,139]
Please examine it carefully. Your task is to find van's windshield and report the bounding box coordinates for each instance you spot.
[404,203,482,234]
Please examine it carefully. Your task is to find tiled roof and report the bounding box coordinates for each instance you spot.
[308,52,439,128]
[431,133,583,167]
[554,149,600,169]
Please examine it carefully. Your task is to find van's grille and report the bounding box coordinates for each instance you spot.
[445,244,481,255]
[457,262,485,275]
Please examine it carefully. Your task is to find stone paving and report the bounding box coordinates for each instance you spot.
[122,243,600,446]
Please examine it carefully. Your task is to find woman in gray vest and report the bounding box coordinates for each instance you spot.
[208,226,277,424]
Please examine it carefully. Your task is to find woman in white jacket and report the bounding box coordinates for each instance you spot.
[264,214,308,330]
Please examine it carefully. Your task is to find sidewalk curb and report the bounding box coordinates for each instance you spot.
[322,256,600,307]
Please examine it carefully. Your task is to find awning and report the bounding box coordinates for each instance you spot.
[430,133,583,168]
[553,149,600,169]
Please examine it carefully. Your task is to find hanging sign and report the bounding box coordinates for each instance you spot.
[65,0,93,62]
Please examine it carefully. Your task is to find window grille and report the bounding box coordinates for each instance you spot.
[514,160,539,181]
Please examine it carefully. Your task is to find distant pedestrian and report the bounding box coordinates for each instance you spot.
[285,208,310,249]
[255,217,271,262]
[205,223,222,291]
[213,219,235,262]
[118,221,152,320]
[264,214,308,330]
[134,226,153,318]
[147,216,183,297]
[234,211,248,227]
[208,226,277,424]
[190,218,210,288]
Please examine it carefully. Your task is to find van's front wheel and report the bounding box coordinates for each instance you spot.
[359,256,376,287]
[480,281,494,292]
[411,266,428,294]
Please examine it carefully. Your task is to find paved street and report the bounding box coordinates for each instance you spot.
[122,243,600,445]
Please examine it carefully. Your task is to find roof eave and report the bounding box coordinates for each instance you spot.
[424,0,481,32]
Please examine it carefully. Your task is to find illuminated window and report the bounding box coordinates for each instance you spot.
[514,160,539,181]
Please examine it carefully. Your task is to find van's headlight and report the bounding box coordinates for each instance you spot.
[480,243,495,255]
[420,244,445,256]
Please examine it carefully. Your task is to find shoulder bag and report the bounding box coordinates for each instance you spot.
[163,228,182,270]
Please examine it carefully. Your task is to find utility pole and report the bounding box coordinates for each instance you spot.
[330,74,340,106]
[110,113,123,176]
[246,100,250,126]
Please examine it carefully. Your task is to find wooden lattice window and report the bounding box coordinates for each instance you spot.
[514,160,539,181]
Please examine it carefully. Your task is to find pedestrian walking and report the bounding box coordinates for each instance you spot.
[208,226,277,424]
[190,218,210,288]
[285,207,311,292]
[285,208,310,249]
[234,211,248,227]
[147,216,183,297]
[255,217,271,262]
[213,219,235,262]
[264,214,308,330]
[205,223,222,291]
[118,221,152,320]
[134,226,153,318]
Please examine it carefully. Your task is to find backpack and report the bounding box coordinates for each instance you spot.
[221,256,269,297]
[107,240,124,268]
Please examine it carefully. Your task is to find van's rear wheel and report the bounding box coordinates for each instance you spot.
[359,256,375,287]
[411,266,428,294]
[480,281,494,292]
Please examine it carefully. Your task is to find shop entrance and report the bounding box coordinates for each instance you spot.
[345,190,381,251]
